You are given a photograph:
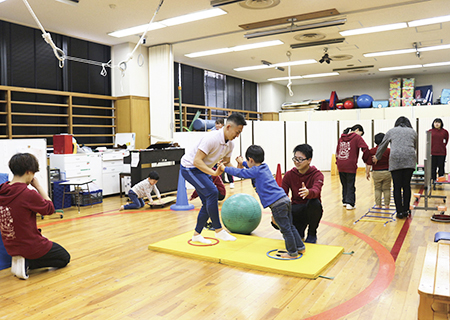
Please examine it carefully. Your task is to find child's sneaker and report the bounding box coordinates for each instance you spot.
[346,204,355,210]
[230,183,235,189]
[119,205,124,211]
[192,234,212,244]
[11,256,29,280]
[215,229,236,241]
[305,235,317,244]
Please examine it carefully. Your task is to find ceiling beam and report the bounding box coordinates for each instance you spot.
[239,8,340,30]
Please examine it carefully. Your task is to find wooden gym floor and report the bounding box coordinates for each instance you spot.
[0,171,447,319]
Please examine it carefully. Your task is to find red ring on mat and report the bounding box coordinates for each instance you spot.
[188,237,219,246]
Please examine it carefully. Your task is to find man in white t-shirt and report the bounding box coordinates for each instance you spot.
[180,113,247,244]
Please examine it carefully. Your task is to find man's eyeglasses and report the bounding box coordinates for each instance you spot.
[292,157,307,163]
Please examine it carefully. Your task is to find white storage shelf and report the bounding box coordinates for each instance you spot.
[50,151,127,196]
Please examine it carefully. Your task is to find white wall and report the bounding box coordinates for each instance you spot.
[111,43,149,97]
[149,44,174,143]
[259,82,285,112]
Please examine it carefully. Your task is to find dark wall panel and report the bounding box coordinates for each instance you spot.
[10,24,35,88]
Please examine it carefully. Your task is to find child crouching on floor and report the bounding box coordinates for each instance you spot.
[120,171,162,210]
[219,145,305,258]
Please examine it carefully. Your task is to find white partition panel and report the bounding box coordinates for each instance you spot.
[285,121,306,172]
[339,119,372,168]
[306,121,337,171]
[240,121,254,157]
[253,121,285,175]
[373,119,395,137]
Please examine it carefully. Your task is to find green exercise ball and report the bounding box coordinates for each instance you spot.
[221,193,262,235]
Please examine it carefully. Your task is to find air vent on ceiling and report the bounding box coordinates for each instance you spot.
[294,33,326,41]
[329,54,353,61]
[347,69,369,73]
[239,0,280,9]
[332,65,374,72]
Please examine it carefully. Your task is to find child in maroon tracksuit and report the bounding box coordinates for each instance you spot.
[364,133,391,209]
[336,124,370,210]
[429,118,449,182]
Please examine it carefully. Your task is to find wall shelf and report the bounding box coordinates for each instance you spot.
[0,85,117,147]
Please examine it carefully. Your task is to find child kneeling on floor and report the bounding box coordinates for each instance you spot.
[120,171,162,210]
[220,145,305,258]
[0,153,70,279]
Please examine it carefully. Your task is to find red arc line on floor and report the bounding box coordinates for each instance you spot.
[304,220,395,320]
[390,185,424,261]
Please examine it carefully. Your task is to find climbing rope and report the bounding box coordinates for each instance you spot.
[22,0,164,77]
[286,51,294,97]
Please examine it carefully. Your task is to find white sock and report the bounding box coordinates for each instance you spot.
[192,234,211,244]
[215,229,236,241]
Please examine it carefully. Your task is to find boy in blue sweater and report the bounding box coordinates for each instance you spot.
[220,145,305,258]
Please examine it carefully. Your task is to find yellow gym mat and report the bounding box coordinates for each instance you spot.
[148,230,344,279]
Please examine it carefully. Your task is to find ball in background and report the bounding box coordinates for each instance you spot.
[356,94,374,108]
[343,100,354,109]
[221,193,262,235]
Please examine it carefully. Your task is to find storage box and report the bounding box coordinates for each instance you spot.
[72,190,103,206]
[372,100,389,108]
[52,180,72,209]
[53,135,73,154]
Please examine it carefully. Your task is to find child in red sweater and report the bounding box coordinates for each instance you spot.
[281,144,324,243]
[364,133,391,209]
[0,153,70,280]
[429,118,449,183]
[336,124,370,210]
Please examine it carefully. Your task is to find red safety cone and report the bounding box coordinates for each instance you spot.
[276,164,282,187]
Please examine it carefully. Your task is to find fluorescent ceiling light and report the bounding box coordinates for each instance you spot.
[340,22,407,36]
[108,22,166,38]
[379,65,422,71]
[423,61,450,67]
[109,8,226,38]
[234,59,316,72]
[161,8,226,26]
[235,65,272,72]
[268,72,339,81]
[268,76,303,81]
[408,14,450,27]
[186,40,283,58]
[364,43,450,57]
[419,44,450,52]
[302,72,339,78]
[245,19,347,39]
[364,48,416,57]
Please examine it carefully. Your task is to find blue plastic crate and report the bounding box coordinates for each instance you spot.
[0,173,8,185]
[0,238,12,270]
[52,180,72,209]
[72,190,103,206]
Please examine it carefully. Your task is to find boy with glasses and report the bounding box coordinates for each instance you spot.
[281,144,324,244]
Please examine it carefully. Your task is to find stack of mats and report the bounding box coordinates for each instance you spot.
[149,230,344,279]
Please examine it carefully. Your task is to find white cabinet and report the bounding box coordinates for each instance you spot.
[49,153,102,187]
[101,151,127,196]
[50,151,127,196]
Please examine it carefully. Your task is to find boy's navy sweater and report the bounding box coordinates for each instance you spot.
[225,161,286,208]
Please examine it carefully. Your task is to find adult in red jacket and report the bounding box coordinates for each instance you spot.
[0,153,70,280]
[336,124,370,210]
[282,144,324,244]
[429,118,449,182]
